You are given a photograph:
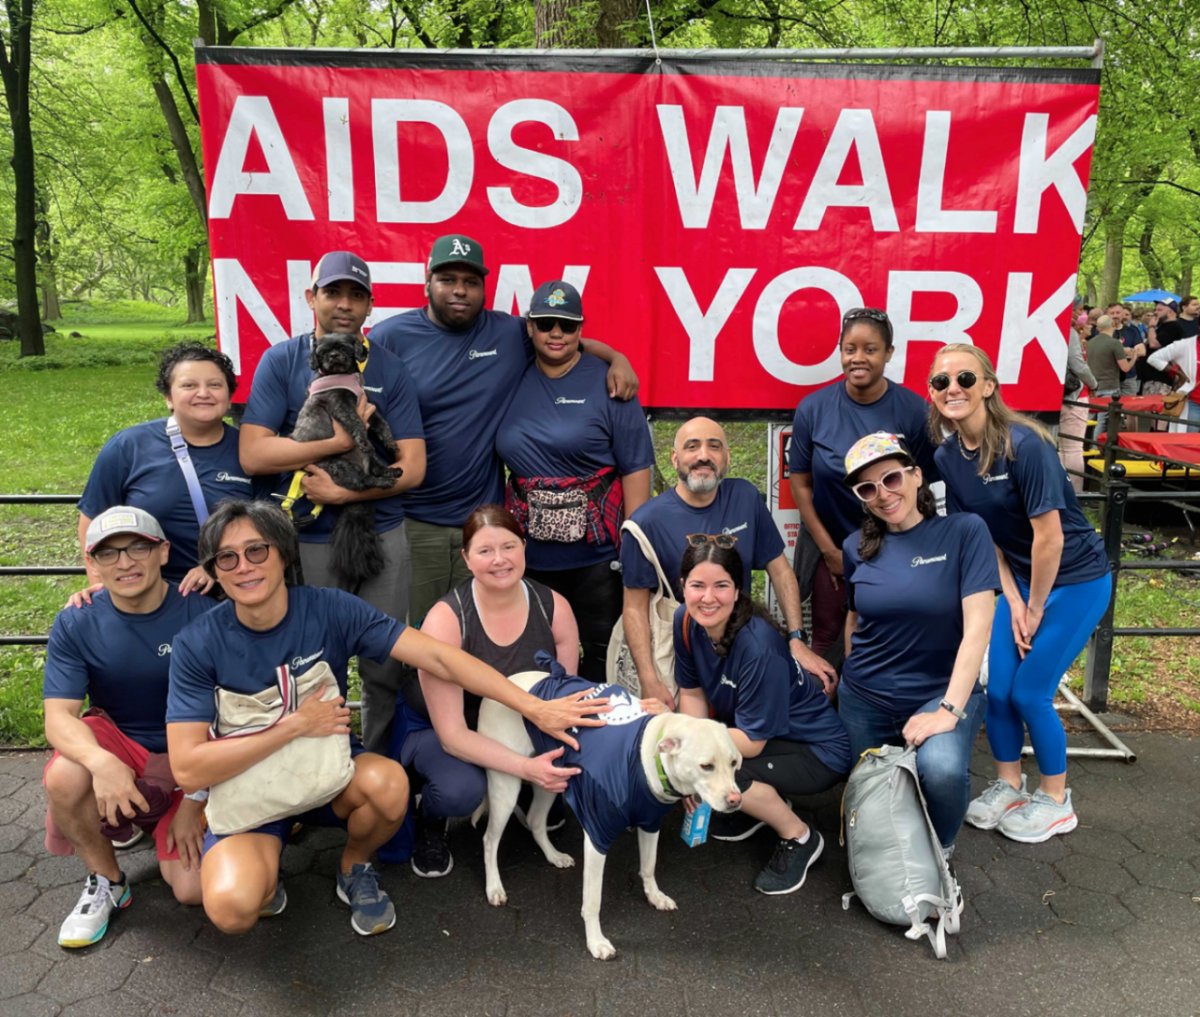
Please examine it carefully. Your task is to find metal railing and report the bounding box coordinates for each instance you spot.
[0,494,87,646]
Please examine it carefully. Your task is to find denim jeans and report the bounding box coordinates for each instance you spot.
[837,683,986,848]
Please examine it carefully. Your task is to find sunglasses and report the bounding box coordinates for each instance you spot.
[686,533,738,549]
[89,540,159,566]
[851,467,914,503]
[530,317,581,335]
[210,542,272,573]
[842,307,894,340]
[929,371,978,392]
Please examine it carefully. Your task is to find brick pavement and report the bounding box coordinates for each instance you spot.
[0,733,1197,1017]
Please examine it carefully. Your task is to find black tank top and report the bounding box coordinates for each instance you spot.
[411,578,556,731]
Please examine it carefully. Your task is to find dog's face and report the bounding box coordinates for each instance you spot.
[657,718,742,813]
[309,331,361,376]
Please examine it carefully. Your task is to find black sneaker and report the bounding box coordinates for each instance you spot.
[411,814,453,878]
[754,831,824,895]
[710,801,790,842]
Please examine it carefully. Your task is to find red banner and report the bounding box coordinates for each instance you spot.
[196,49,1100,412]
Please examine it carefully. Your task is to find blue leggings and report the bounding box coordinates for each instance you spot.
[987,571,1111,775]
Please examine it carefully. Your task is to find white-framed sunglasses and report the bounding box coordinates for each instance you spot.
[850,466,914,502]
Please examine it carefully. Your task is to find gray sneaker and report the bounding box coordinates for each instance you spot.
[998,789,1078,844]
[336,863,396,936]
[259,882,287,918]
[965,775,1029,830]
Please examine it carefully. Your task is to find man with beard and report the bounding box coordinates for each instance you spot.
[620,417,836,712]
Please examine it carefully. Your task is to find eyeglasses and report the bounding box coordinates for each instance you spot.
[685,533,738,549]
[929,371,978,392]
[851,467,914,502]
[210,542,272,573]
[89,541,159,566]
[530,317,581,335]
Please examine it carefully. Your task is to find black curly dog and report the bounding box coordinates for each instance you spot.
[290,332,403,586]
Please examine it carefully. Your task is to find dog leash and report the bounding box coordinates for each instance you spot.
[278,336,372,525]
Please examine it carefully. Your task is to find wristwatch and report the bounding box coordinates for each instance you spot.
[788,628,807,644]
[939,699,967,721]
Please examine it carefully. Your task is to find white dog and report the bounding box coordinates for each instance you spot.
[475,667,743,959]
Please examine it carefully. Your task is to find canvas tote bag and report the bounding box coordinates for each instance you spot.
[206,661,355,836]
[605,520,679,698]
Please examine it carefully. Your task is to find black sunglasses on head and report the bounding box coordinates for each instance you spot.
[929,371,978,392]
[529,316,581,335]
[842,307,894,341]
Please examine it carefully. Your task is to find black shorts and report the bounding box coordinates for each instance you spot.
[735,739,847,797]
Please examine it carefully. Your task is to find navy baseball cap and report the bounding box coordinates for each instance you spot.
[528,280,584,321]
[311,252,372,293]
[1157,299,1180,313]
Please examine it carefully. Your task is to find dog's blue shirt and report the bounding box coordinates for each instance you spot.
[524,662,674,854]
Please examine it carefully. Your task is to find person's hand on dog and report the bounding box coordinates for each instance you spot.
[301,464,351,506]
[523,747,579,793]
[329,415,358,455]
[64,582,106,609]
[354,392,377,427]
[179,566,216,597]
[532,690,613,751]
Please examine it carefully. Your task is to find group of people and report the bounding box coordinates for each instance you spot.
[1059,296,1200,491]
[39,235,1110,951]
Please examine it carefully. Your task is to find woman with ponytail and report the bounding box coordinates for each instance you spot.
[673,540,850,896]
[838,432,999,856]
[929,344,1110,845]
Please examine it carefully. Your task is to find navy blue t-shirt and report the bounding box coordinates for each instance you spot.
[496,354,655,571]
[935,425,1108,587]
[241,334,424,543]
[166,585,404,725]
[842,513,999,717]
[789,382,939,548]
[525,673,673,854]
[79,420,264,584]
[44,587,216,753]
[1117,324,1143,381]
[368,308,531,527]
[621,481,784,600]
[673,611,852,773]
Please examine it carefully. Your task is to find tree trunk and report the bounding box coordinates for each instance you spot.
[1138,221,1166,291]
[1085,275,1098,306]
[184,246,207,324]
[0,0,44,355]
[536,0,585,46]
[1181,263,1194,298]
[35,189,61,320]
[152,79,208,226]
[595,0,639,47]
[1099,217,1128,308]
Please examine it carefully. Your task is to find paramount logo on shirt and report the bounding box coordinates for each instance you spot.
[292,647,325,669]
[912,554,948,567]
[719,675,738,689]
[468,348,498,360]
[216,472,252,485]
[157,643,172,656]
[982,472,1010,484]
[363,385,383,394]
[722,523,748,536]
[555,397,586,405]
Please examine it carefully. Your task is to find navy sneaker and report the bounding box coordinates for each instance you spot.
[336,863,395,936]
[754,831,824,895]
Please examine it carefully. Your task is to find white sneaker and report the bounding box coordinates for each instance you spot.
[965,775,1029,830]
[58,873,130,948]
[998,789,1079,844]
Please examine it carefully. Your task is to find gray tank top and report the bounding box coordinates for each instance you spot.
[416,578,556,731]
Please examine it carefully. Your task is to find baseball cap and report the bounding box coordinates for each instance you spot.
[528,280,584,321]
[427,235,488,276]
[1157,298,1180,313]
[311,252,372,293]
[85,506,166,553]
[842,432,914,485]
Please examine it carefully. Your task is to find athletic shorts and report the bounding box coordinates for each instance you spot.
[734,739,848,797]
[43,715,184,863]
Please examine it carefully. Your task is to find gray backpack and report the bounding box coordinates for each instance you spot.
[840,745,962,959]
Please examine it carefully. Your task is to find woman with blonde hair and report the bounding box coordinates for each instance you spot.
[927,344,1110,844]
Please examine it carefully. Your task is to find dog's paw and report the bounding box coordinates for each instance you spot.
[545,850,575,869]
[486,885,508,906]
[645,889,677,912]
[587,937,617,961]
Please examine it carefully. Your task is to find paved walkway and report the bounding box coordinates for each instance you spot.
[0,733,1197,1017]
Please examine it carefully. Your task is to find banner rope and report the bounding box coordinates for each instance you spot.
[644,0,662,65]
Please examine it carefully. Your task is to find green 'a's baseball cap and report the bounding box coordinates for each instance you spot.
[427,235,488,277]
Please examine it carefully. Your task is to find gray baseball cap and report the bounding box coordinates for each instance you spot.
[85,506,166,553]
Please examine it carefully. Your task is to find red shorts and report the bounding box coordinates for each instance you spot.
[43,714,185,862]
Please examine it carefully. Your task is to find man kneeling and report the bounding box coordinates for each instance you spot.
[44,507,214,948]
[166,500,612,937]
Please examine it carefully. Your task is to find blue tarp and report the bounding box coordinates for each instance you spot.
[1122,288,1180,303]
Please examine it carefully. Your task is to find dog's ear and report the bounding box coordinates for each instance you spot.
[308,340,322,372]
[656,735,682,756]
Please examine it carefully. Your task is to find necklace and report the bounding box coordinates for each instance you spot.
[956,431,979,460]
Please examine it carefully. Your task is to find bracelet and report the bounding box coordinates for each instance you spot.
[939,699,968,722]
[183,789,209,803]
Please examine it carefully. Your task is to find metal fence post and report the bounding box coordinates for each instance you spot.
[1084,476,1128,712]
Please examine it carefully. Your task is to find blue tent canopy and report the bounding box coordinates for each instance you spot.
[1121,288,1180,303]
